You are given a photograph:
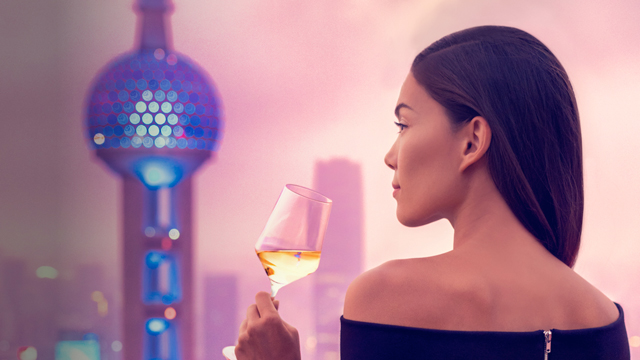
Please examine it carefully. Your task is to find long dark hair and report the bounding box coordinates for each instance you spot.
[412,26,583,267]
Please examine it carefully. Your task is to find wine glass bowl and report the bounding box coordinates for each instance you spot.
[255,184,332,297]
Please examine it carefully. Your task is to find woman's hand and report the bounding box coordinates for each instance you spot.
[235,291,301,360]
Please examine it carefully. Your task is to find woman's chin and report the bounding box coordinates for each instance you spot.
[396,214,426,228]
[396,210,441,228]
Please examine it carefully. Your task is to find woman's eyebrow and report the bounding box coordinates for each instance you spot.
[394,103,413,119]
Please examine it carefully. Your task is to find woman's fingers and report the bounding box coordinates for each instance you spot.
[246,304,260,325]
[255,291,278,318]
[235,292,301,360]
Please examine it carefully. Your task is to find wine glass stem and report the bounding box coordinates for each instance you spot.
[271,282,283,297]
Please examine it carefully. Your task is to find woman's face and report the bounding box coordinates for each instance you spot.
[385,73,467,227]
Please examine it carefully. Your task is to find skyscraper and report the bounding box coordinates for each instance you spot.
[202,274,238,358]
[312,159,364,360]
[0,258,29,355]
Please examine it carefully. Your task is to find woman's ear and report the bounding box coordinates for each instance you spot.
[459,116,491,172]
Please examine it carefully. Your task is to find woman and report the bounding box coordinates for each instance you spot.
[233,26,631,359]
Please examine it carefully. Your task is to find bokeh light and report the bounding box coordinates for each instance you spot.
[154,137,166,148]
[164,306,176,320]
[55,341,99,360]
[154,48,165,60]
[145,226,156,237]
[135,159,181,188]
[161,238,173,250]
[97,299,108,317]
[145,251,165,268]
[82,333,98,342]
[93,134,105,145]
[305,336,317,351]
[630,335,640,347]
[168,228,180,240]
[111,341,122,352]
[91,291,103,302]
[36,266,58,279]
[18,346,37,360]
[146,318,170,335]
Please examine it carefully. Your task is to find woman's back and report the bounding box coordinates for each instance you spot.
[341,241,628,359]
[344,247,619,333]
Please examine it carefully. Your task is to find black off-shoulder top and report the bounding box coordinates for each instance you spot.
[340,302,630,360]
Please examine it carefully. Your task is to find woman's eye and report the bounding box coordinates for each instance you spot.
[394,122,407,133]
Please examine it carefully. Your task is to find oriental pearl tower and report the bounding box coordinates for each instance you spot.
[84,0,223,359]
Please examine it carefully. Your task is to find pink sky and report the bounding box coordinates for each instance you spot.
[1,0,639,357]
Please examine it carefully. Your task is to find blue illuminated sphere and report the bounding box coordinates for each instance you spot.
[85,49,223,185]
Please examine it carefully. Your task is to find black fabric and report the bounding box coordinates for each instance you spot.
[340,302,630,360]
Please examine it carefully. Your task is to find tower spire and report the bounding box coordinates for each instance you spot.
[136,0,173,51]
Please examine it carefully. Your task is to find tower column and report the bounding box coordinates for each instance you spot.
[122,177,195,360]
[122,177,145,360]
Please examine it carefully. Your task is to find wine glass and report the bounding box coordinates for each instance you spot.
[223,184,332,360]
[256,184,332,296]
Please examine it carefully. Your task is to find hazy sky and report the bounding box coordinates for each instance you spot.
[1,0,639,356]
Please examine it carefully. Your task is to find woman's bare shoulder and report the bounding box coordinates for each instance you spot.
[343,259,411,323]
[552,267,621,329]
[343,255,489,328]
[343,259,399,322]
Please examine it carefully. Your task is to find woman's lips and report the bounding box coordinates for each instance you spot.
[392,184,400,197]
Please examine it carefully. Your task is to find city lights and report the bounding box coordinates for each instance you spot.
[305,336,317,351]
[161,238,173,250]
[146,318,170,335]
[36,266,58,279]
[136,160,181,188]
[145,251,165,268]
[91,291,108,317]
[164,307,176,320]
[98,300,108,317]
[143,251,181,304]
[91,291,104,302]
[145,226,156,237]
[111,341,123,352]
[17,346,37,360]
[55,341,100,360]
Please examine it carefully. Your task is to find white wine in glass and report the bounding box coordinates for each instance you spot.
[255,249,322,297]
[255,184,332,296]
[223,184,332,360]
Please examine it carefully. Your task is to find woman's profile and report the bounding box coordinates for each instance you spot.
[233,25,631,360]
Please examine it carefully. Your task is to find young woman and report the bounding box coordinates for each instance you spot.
[233,26,631,360]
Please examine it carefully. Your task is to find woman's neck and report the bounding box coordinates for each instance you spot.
[448,167,552,260]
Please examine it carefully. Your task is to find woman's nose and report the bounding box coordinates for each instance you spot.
[384,142,397,170]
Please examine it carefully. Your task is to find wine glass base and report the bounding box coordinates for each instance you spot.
[222,346,237,360]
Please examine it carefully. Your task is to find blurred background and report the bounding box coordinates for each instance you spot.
[1,0,639,359]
